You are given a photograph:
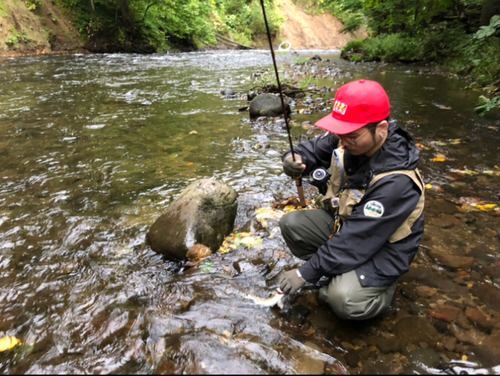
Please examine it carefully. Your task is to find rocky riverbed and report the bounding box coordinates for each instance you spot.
[238,56,500,374]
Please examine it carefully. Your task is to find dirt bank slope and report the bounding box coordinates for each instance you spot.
[278,0,366,50]
[0,0,82,57]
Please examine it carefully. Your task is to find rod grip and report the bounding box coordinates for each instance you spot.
[295,178,306,208]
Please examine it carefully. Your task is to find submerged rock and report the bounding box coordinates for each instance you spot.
[249,93,291,118]
[147,179,238,260]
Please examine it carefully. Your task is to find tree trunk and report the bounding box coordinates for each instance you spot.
[481,0,500,26]
[118,0,133,31]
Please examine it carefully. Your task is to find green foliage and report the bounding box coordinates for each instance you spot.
[321,0,364,33]
[247,0,284,37]
[293,0,324,16]
[25,0,42,11]
[53,0,285,52]
[475,95,500,116]
[28,0,41,11]
[0,2,7,18]
[5,26,30,47]
[293,56,309,64]
[345,33,425,62]
[133,0,217,50]
[298,76,318,89]
[474,15,500,39]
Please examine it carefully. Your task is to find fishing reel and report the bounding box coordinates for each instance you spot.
[307,167,331,195]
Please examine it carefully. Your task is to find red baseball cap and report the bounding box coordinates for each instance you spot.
[315,80,390,135]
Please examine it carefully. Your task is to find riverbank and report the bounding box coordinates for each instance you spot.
[0,0,363,57]
[0,0,83,57]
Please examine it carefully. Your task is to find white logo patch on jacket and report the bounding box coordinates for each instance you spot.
[364,201,384,217]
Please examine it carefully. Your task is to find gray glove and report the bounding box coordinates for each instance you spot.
[283,153,305,178]
[280,269,306,295]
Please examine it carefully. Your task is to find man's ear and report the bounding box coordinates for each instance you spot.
[378,120,389,138]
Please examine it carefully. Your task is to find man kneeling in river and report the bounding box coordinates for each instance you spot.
[279,80,425,320]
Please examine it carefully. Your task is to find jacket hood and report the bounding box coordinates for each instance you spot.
[345,121,420,188]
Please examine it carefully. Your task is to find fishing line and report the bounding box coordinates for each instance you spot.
[258,0,306,207]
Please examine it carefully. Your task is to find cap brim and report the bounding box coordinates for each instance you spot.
[315,113,367,135]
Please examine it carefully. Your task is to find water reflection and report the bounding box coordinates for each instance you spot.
[0,51,499,374]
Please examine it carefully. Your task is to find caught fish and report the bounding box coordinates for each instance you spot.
[245,289,285,309]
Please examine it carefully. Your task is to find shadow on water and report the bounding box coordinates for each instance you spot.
[0,50,499,374]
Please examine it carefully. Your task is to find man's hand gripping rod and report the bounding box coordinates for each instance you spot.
[258,0,306,208]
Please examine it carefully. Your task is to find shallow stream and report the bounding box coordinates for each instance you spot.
[0,50,499,374]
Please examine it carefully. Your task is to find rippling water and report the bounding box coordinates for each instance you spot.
[0,50,499,374]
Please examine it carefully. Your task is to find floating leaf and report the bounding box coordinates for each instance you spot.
[0,336,20,352]
[477,204,498,211]
[240,237,263,248]
[449,169,478,176]
[483,170,500,176]
[415,143,425,151]
[484,204,497,209]
[219,232,264,252]
[433,103,452,110]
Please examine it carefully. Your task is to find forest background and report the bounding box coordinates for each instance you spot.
[1,0,499,113]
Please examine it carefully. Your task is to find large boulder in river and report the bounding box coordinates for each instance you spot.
[249,93,291,118]
[147,179,238,261]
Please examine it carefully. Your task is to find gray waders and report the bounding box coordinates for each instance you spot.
[279,209,396,320]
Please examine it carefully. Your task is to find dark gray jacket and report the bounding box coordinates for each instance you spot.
[284,121,425,287]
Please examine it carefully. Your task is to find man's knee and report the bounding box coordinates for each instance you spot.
[319,285,361,320]
[319,278,391,320]
[279,211,302,234]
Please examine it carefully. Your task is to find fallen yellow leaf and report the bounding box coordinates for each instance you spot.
[0,336,20,352]
[425,184,433,189]
[433,158,446,162]
[462,355,468,362]
[189,131,198,135]
[187,162,194,166]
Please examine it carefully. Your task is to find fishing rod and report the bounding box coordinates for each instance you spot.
[258,0,306,208]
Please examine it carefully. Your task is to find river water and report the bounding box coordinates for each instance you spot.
[0,51,499,374]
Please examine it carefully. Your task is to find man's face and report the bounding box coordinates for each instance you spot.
[337,121,388,157]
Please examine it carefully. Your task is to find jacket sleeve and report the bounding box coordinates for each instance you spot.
[298,174,422,283]
[282,132,339,176]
